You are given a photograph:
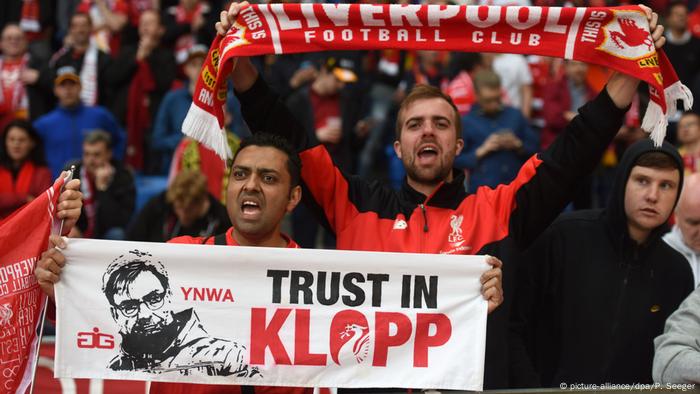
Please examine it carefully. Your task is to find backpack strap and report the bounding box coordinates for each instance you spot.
[201,232,228,245]
[214,232,227,245]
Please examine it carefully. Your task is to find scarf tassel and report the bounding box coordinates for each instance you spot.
[642,81,694,147]
[182,102,232,161]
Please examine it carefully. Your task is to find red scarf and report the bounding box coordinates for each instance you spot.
[0,55,29,116]
[0,176,63,394]
[183,4,693,161]
[125,60,155,170]
[79,166,97,238]
[0,161,35,195]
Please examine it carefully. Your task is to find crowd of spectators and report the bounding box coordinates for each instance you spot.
[0,0,699,242]
[2,0,700,389]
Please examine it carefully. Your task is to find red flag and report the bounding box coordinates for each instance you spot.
[0,177,64,394]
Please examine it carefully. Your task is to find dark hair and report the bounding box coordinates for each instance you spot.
[233,133,302,187]
[447,53,483,79]
[679,111,699,122]
[102,251,170,306]
[0,119,47,167]
[634,151,680,170]
[70,12,92,26]
[667,0,688,15]
[83,129,112,149]
[396,84,461,140]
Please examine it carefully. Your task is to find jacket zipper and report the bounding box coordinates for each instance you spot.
[419,181,442,252]
[419,204,429,233]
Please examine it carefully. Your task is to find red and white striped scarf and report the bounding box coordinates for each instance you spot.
[0,54,29,115]
[183,4,694,160]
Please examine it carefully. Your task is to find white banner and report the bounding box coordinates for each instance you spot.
[54,239,488,390]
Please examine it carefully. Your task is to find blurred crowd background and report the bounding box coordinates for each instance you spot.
[0,0,699,248]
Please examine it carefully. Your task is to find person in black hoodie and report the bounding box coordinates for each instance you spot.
[509,139,695,387]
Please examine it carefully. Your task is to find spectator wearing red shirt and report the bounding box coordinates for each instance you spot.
[541,60,595,150]
[677,112,700,174]
[35,133,315,394]
[0,118,51,218]
[107,9,176,171]
[77,0,130,54]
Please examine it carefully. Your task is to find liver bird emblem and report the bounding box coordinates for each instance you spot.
[610,18,653,51]
[332,323,370,365]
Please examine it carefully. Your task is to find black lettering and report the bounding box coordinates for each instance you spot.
[317,272,340,305]
[342,272,365,307]
[413,275,438,309]
[367,273,389,307]
[267,270,289,304]
[401,274,411,308]
[291,270,314,304]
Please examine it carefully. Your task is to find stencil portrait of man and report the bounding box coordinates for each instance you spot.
[101,249,260,377]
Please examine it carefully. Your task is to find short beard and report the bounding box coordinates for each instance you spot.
[403,157,452,188]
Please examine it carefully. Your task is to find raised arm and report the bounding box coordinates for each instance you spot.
[489,7,665,249]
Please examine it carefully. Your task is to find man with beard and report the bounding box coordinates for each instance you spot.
[216,2,664,389]
[100,249,258,376]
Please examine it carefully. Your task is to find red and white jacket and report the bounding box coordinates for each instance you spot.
[237,77,627,257]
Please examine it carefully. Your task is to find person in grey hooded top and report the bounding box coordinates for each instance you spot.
[653,286,700,383]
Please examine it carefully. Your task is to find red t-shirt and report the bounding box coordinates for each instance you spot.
[151,227,307,394]
[168,227,298,248]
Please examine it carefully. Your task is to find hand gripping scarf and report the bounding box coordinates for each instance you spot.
[183,3,694,160]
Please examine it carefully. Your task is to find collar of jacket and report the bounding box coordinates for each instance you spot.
[400,169,468,210]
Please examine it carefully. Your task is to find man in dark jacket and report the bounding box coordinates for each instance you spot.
[509,139,695,387]
[72,130,135,240]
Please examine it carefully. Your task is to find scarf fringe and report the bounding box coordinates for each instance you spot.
[182,103,232,161]
[641,101,667,147]
[641,81,694,147]
[665,80,694,119]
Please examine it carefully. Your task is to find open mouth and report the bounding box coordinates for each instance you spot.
[241,199,262,217]
[417,145,439,162]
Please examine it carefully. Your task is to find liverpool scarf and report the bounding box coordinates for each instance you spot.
[182,3,694,160]
[0,175,63,394]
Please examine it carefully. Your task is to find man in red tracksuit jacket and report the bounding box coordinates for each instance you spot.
[150,133,307,394]
[37,133,309,394]
[216,3,666,389]
[36,133,504,393]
